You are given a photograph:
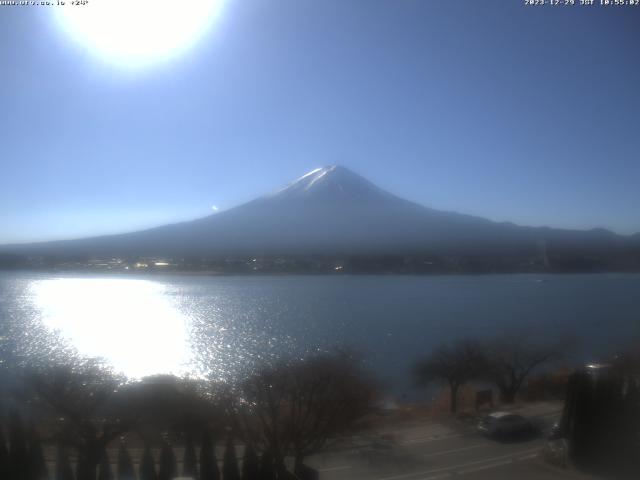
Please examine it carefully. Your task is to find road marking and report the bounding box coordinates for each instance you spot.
[318,465,352,472]
[418,474,452,480]
[377,447,541,480]
[537,410,562,417]
[383,424,441,436]
[517,453,539,461]
[421,444,485,458]
[457,453,539,475]
[457,459,513,474]
[400,433,465,445]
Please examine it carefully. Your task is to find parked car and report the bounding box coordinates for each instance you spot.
[478,412,532,438]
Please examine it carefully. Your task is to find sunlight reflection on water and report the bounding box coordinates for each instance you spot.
[30,277,193,378]
[10,272,639,395]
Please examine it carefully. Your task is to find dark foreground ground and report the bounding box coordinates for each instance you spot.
[307,402,599,480]
[38,402,609,479]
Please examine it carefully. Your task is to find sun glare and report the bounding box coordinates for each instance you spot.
[31,278,192,378]
[54,0,224,66]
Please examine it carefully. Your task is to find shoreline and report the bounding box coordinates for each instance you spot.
[2,267,640,277]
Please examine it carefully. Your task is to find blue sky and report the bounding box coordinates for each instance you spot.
[1,0,639,244]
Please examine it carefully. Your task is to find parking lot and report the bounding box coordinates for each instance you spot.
[306,402,587,480]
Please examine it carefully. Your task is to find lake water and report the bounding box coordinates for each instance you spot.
[1,271,639,396]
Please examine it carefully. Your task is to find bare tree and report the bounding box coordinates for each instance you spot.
[285,353,376,472]
[229,352,376,475]
[115,374,223,442]
[414,339,485,413]
[28,358,134,480]
[482,334,568,404]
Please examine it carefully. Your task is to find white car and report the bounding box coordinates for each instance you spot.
[478,412,532,437]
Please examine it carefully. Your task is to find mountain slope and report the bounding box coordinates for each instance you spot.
[2,166,638,261]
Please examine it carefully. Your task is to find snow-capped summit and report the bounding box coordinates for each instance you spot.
[271,165,397,203]
[2,166,636,261]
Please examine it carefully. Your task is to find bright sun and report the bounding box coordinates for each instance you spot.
[54,0,224,66]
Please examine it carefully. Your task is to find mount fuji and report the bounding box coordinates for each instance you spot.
[2,166,638,268]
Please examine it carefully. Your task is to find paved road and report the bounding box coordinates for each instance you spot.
[307,403,585,480]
